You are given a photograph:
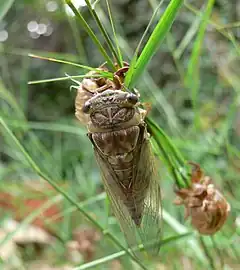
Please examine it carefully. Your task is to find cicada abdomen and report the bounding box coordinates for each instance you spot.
[174,162,230,235]
[81,89,162,256]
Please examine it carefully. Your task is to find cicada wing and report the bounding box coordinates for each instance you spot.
[93,149,144,258]
[134,138,162,256]
[92,127,162,257]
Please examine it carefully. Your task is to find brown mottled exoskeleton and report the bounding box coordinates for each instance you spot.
[80,89,162,257]
[74,63,130,125]
[174,162,230,235]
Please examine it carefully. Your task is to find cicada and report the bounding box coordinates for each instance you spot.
[79,89,162,256]
[174,162,230,235]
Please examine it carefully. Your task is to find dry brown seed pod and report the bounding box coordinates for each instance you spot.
[174,162,231,235]
[74,63,129,126]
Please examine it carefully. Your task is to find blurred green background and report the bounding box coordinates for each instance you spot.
[0,0,239,269]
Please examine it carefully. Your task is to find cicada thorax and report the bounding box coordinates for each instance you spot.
[174,162,230,235]
[84,89,149,226]
[75,62,129,126]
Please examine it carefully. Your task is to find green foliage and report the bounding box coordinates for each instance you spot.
[125,0,184,89]
[0,0,239,269]
[0,0,15,21]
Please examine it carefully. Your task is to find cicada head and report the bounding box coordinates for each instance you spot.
[74,63,130,126]
[74,70,113,126]
[82,90,140,130]
[174,162,231,235]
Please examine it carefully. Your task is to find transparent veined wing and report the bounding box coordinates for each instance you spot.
[92,127,162,258]
[94,147,144,259]
[134,137,162,256]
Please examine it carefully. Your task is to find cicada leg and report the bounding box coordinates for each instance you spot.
[188,162,205,183]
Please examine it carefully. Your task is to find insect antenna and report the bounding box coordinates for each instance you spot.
[65,72,81,86]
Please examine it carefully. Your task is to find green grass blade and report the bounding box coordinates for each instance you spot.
[210,236,225,268]
[0,80,25,120]
[136,0,164,60]
[74,232,192,270]
[0,0,14,21]
[147,117,189,188]
[28,54,112,76]
[146,1,185,86]
[199,236,216,270]
[125,0,184,88]
[123,53,138,91]
[0,47,80,61]
[162,210,207,263]
[185,0,215,129]
[0,117,100,230]
[0,117,148,270]
[63,2,88,63]
[97,10,180,133]
[174,9,203,59]
[83,0,122,67]
[217,21,240,30]
[92,0,101,8]
[228,32,240,56]
[65,0,115,71]
[166,33,185,85]
[184,2,240,51]
[2,119,85,135]
[28,74,109,85]
[45,193,106,225]
[125,0,164,88]
[105,0,123,66]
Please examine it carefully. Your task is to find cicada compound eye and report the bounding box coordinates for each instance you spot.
[126,93,138,105]
[82,101,91,114]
